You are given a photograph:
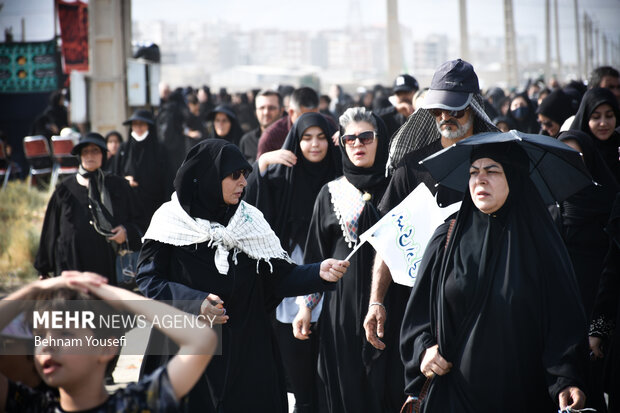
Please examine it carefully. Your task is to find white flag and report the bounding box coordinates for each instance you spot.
[354,184,461,287]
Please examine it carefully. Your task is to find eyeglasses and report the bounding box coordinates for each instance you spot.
[340,130,376,146]
[538,120,555,128]
[229,169,250,180]
[428,107,469,119]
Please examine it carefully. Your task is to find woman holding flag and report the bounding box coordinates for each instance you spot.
[302,107,405,412]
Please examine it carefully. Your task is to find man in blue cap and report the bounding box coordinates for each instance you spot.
[363,59,498,355]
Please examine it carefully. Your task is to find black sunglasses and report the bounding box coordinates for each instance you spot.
[229,169,250,180]
[428,107,469,119]
[340,130,376,146]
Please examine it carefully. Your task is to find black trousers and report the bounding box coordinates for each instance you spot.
[274,319,319,411]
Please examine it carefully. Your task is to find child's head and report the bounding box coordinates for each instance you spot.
[29,287,123,389]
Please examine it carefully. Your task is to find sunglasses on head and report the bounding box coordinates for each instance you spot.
[229,169,250,180]
[428,107,469,119]
[340,130,376,146]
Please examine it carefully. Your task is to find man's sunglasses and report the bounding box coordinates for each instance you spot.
[428,107,469,119]
[229,169,250,180]
[340,130,376,146]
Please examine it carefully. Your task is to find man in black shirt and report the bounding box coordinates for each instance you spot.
[364,59,498,351]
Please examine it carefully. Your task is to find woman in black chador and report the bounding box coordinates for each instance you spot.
[35,133,144,284]
[590,193,620,412]
[400,143,588,412]
[244,112,341,413]
[135,138,349,412]
[109,109,173,223]
[303,107,404,412]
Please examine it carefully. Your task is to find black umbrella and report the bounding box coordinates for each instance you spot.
[419,130,594,205]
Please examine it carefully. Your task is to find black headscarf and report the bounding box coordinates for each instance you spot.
[206,105,244,147]
[536,89,575,135]
[173,138,251,225]
[507,92,539,133]
[245,112,340,252]
[402,141,586,408]
[340,113,390,192]
[558,130,619,222]
[570,87,620,181]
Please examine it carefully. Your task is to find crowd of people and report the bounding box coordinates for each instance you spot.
[0,58,619,413]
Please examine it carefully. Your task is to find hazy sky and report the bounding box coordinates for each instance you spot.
[2,0,619,64]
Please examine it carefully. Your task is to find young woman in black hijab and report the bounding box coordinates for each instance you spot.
[110,109,173,223]
[35,133,144,284]
[135,138,349,413]
[400,143,588,412]
[244,112,340,412]
[302,107,404,412]
[570,87,620,183]
[205,105,244,147]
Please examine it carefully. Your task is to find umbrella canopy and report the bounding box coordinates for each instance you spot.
[419,130,594,205]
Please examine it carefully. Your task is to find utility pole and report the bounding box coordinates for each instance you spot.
[386,0,403,82]
[595,26,600,68]
[583,12,591,78]
[602,34,608,65]
[503,0,518,88]
[573,0,582,79]
[553,0,561,79]
[545,0,551,82]
[459,0,470,62]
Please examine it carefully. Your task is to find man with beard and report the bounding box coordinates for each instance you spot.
[239,89,283,163]
[363,59,498,355]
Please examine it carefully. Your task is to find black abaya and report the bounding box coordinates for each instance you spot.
[34,175,144,283]
[304,112,406,412]
[400,143,588,412]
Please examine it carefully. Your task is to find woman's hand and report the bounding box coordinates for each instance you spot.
[200,293,229,325]
[292,306,312,340]
[589,336,604,359]
[319,259,350,282]
[558,386,586,410]
[420,344,452,378]
[108,225,127,244]
[258,149,297,173]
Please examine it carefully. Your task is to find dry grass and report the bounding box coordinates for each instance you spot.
[0,181,49,293]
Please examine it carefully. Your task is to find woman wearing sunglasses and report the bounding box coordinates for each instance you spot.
[136,138,349,413]
[302,107,404,412]
[244,112,341,413]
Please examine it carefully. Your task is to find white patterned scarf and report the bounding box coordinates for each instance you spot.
[328,176,366,248]
[143,193,293,275]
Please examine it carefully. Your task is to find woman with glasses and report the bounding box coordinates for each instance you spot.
[135,138,349,413]
[35,133,144,285]
[303,108,403,412]
[570,87,620,183]
[244,112,341,413]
